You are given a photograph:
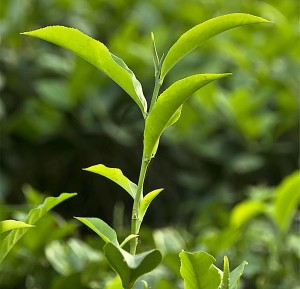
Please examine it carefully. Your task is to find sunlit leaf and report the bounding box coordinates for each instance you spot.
[84,164,137,199]
[230,200,265,228]
[139,189,163,223]
[179,250,222,289]
[160,13,270,80]
[22,26,147,117]
[0,192,76,264]
[0,220,34,234]
[104,242,162,289]
[75,217,119,246]
[144,73,231,159]
[273,170,300,233]
[220,256,230,289]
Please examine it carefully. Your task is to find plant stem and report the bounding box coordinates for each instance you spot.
[149,75,161,112]
[130,155,150,254]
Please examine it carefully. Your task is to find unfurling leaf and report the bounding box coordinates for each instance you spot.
[139,189,163,223]
[220,256,230,289]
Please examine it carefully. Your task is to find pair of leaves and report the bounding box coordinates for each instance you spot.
[0,192,76,264]
[143,13,270,159]
[22,13,270,122]
[75,217,162,289]
[180,251,247,289]
[84,164,163,222]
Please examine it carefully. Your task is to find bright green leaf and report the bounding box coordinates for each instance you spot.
[220,256,230,289]
[273,170,300,233]
[139,189,163,223]
[230,200,265,228]
[229,261,248,289]
[75,217,119,246]
[179,250,222,289]
[160,13,270,80]
[83,164,137,199]
[0,220,34,234]
[166,106,182,127]
[144,73,231,159]
[104,242,162,289]
[22,26,147,117]
[0,192,76,264]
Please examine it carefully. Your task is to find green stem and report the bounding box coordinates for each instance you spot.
[149,75,161,112]
[130,155,150,254]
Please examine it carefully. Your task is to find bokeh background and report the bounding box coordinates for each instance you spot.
[0,0,299,289]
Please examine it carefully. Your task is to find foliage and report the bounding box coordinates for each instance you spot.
[0,0,299,288]
[17,12,270,289]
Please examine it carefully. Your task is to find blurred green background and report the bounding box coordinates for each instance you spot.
[0,0,299,289]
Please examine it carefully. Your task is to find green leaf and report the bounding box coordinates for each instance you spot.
[22,26,147,117]
[104,242,162,289]
[45,238,103,276]
[160,13,270,80]
[229,261,248,289]
[0,220,34,234]
[83,164,137,199]
[220,256,230,289]
[179,250,222,289]
[75,217,119,246]
[273,170,300,233]
[111,53,147,115]
[230,200,265,228]
[0,192,76,264]
[139,189,163,223]
[144,73,231,159]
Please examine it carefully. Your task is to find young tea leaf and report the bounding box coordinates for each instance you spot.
[179,250,222,289]
[160,13,270,80]
[220,256,230,289]
[75,217,119,246]
[0,192,76,264]
[139,188,163,223]
[0,220,34,234]
[22,26,147,117]
[144,73,231,159]
[83,164,137,199]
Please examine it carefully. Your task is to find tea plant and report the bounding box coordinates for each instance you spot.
[1,13,270,288]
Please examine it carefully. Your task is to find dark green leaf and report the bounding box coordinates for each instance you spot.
[104,242,162,289]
